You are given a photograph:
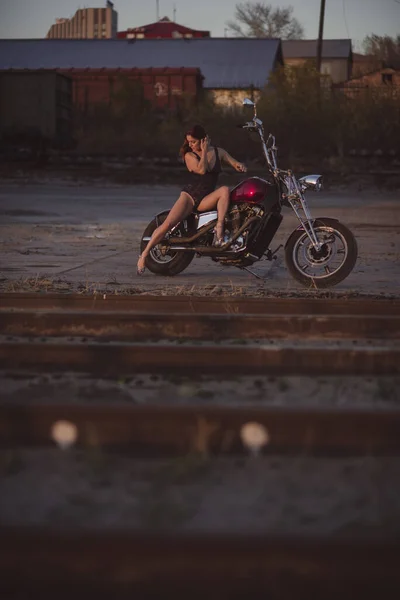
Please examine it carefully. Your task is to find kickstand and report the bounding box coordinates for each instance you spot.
[239,265,266,280]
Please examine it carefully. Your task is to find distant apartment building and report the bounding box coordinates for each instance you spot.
[46,1,118,39]
[117,16,209,39]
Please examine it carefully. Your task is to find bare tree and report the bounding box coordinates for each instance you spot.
[226,2,304,39]
[363,34,400,67]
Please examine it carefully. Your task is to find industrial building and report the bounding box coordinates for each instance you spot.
[117,16,210,39]
[46,1,118,39]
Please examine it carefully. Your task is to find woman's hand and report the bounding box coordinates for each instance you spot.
[200,135,210,153]
[235,162,247,173]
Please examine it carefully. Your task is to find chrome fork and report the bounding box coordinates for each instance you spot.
[285,173,322,250]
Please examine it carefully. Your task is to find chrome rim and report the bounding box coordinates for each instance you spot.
[149,244,176,265]
[292,226,348,280]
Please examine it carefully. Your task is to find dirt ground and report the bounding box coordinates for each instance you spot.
[0,176,399,296]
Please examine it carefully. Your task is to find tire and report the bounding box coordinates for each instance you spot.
[140,216,195,276]
[284,217,358,288]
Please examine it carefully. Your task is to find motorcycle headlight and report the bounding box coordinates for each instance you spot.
[299,175,323,192]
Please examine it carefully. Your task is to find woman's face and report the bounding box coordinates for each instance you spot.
[186,135,201,153]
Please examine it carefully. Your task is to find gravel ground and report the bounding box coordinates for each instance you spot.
[1,372,399,408]
[1,449,399,535]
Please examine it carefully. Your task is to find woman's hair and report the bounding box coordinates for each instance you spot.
[179,124,207,159]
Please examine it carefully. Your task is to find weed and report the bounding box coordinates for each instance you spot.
[278,378,290,392]
[136,454,208,528]
[375,378,398,403]
[253,379,264,389]
[0,450,26,476]
[195,389,215,400]
[138,492,197,529]
[154,453,211,487]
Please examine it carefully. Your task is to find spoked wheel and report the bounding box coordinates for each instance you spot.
[140,216,195,276]
[285,218,358,288]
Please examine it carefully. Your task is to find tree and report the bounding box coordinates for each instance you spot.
[226,2,304,39]
[362,34,400,68]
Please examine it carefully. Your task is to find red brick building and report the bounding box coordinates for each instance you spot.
[339,67,400,98]
[117,16,209,39]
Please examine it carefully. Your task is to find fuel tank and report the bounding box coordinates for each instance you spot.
[229,176,271,205]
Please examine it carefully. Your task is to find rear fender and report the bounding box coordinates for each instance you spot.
[155,210,171,227]
[155,210,196,233]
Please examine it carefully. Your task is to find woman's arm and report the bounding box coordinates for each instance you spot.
[219,148,247,173]
[184,136,210,174]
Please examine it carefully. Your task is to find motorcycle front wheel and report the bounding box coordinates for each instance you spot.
[140,216,195,276]
[285,217,358,288]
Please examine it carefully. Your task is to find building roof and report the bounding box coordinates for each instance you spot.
[353,52,374,62]
[0,38,283,89]
[282,39,352,59]
[118,16,209,38]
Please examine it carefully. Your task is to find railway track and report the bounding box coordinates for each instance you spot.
[1,293,399,375]
[1,292,400,598]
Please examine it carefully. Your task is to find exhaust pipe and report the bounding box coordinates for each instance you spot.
[168,216,261,254]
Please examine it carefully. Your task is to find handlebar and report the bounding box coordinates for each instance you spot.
[239,114,279,173]
[237,122,257,131]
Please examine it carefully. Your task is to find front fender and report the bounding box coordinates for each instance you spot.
[285,217,339,249]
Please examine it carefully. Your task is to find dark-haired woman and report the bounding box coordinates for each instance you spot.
[137,124,247,274]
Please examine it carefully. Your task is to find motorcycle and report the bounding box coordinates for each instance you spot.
[140,98,358,288]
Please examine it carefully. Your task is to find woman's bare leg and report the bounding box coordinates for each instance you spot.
[197,186,230,242]
[137,192,194,272]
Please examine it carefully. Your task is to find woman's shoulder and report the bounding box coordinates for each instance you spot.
[185,150,200,160]
[214,146,228,160]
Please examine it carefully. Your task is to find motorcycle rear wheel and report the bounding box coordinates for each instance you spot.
[140,216,195,276]
[285,217,358,288]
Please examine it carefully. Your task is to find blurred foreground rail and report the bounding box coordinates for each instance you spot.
[1,293,399,598]
[2,291,400,313]
[1,528,400,600]
[2,403,400,454]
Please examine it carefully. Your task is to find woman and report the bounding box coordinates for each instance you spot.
[137,124,247,274]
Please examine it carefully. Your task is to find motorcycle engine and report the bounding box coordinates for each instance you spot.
[214,203,264,265]
[227,203,263,243]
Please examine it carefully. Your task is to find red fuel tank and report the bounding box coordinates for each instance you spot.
[229,177,269,205]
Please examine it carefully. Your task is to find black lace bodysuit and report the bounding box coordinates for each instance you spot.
[182,147,222,208]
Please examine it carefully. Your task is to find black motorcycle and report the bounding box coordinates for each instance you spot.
[140,98,357,288]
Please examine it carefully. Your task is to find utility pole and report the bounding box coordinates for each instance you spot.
[156,0,160,21]
[316,0,326,73]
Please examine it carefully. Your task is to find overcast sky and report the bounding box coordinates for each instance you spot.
[0,0,399,51]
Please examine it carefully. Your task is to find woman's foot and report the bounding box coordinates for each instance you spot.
[213,222,225,247]
[137,254,146,275]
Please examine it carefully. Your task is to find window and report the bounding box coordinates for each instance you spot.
[321,62,331,76]
[382,73,393,85]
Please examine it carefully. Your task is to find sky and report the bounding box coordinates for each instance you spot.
[0,0,399,51]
